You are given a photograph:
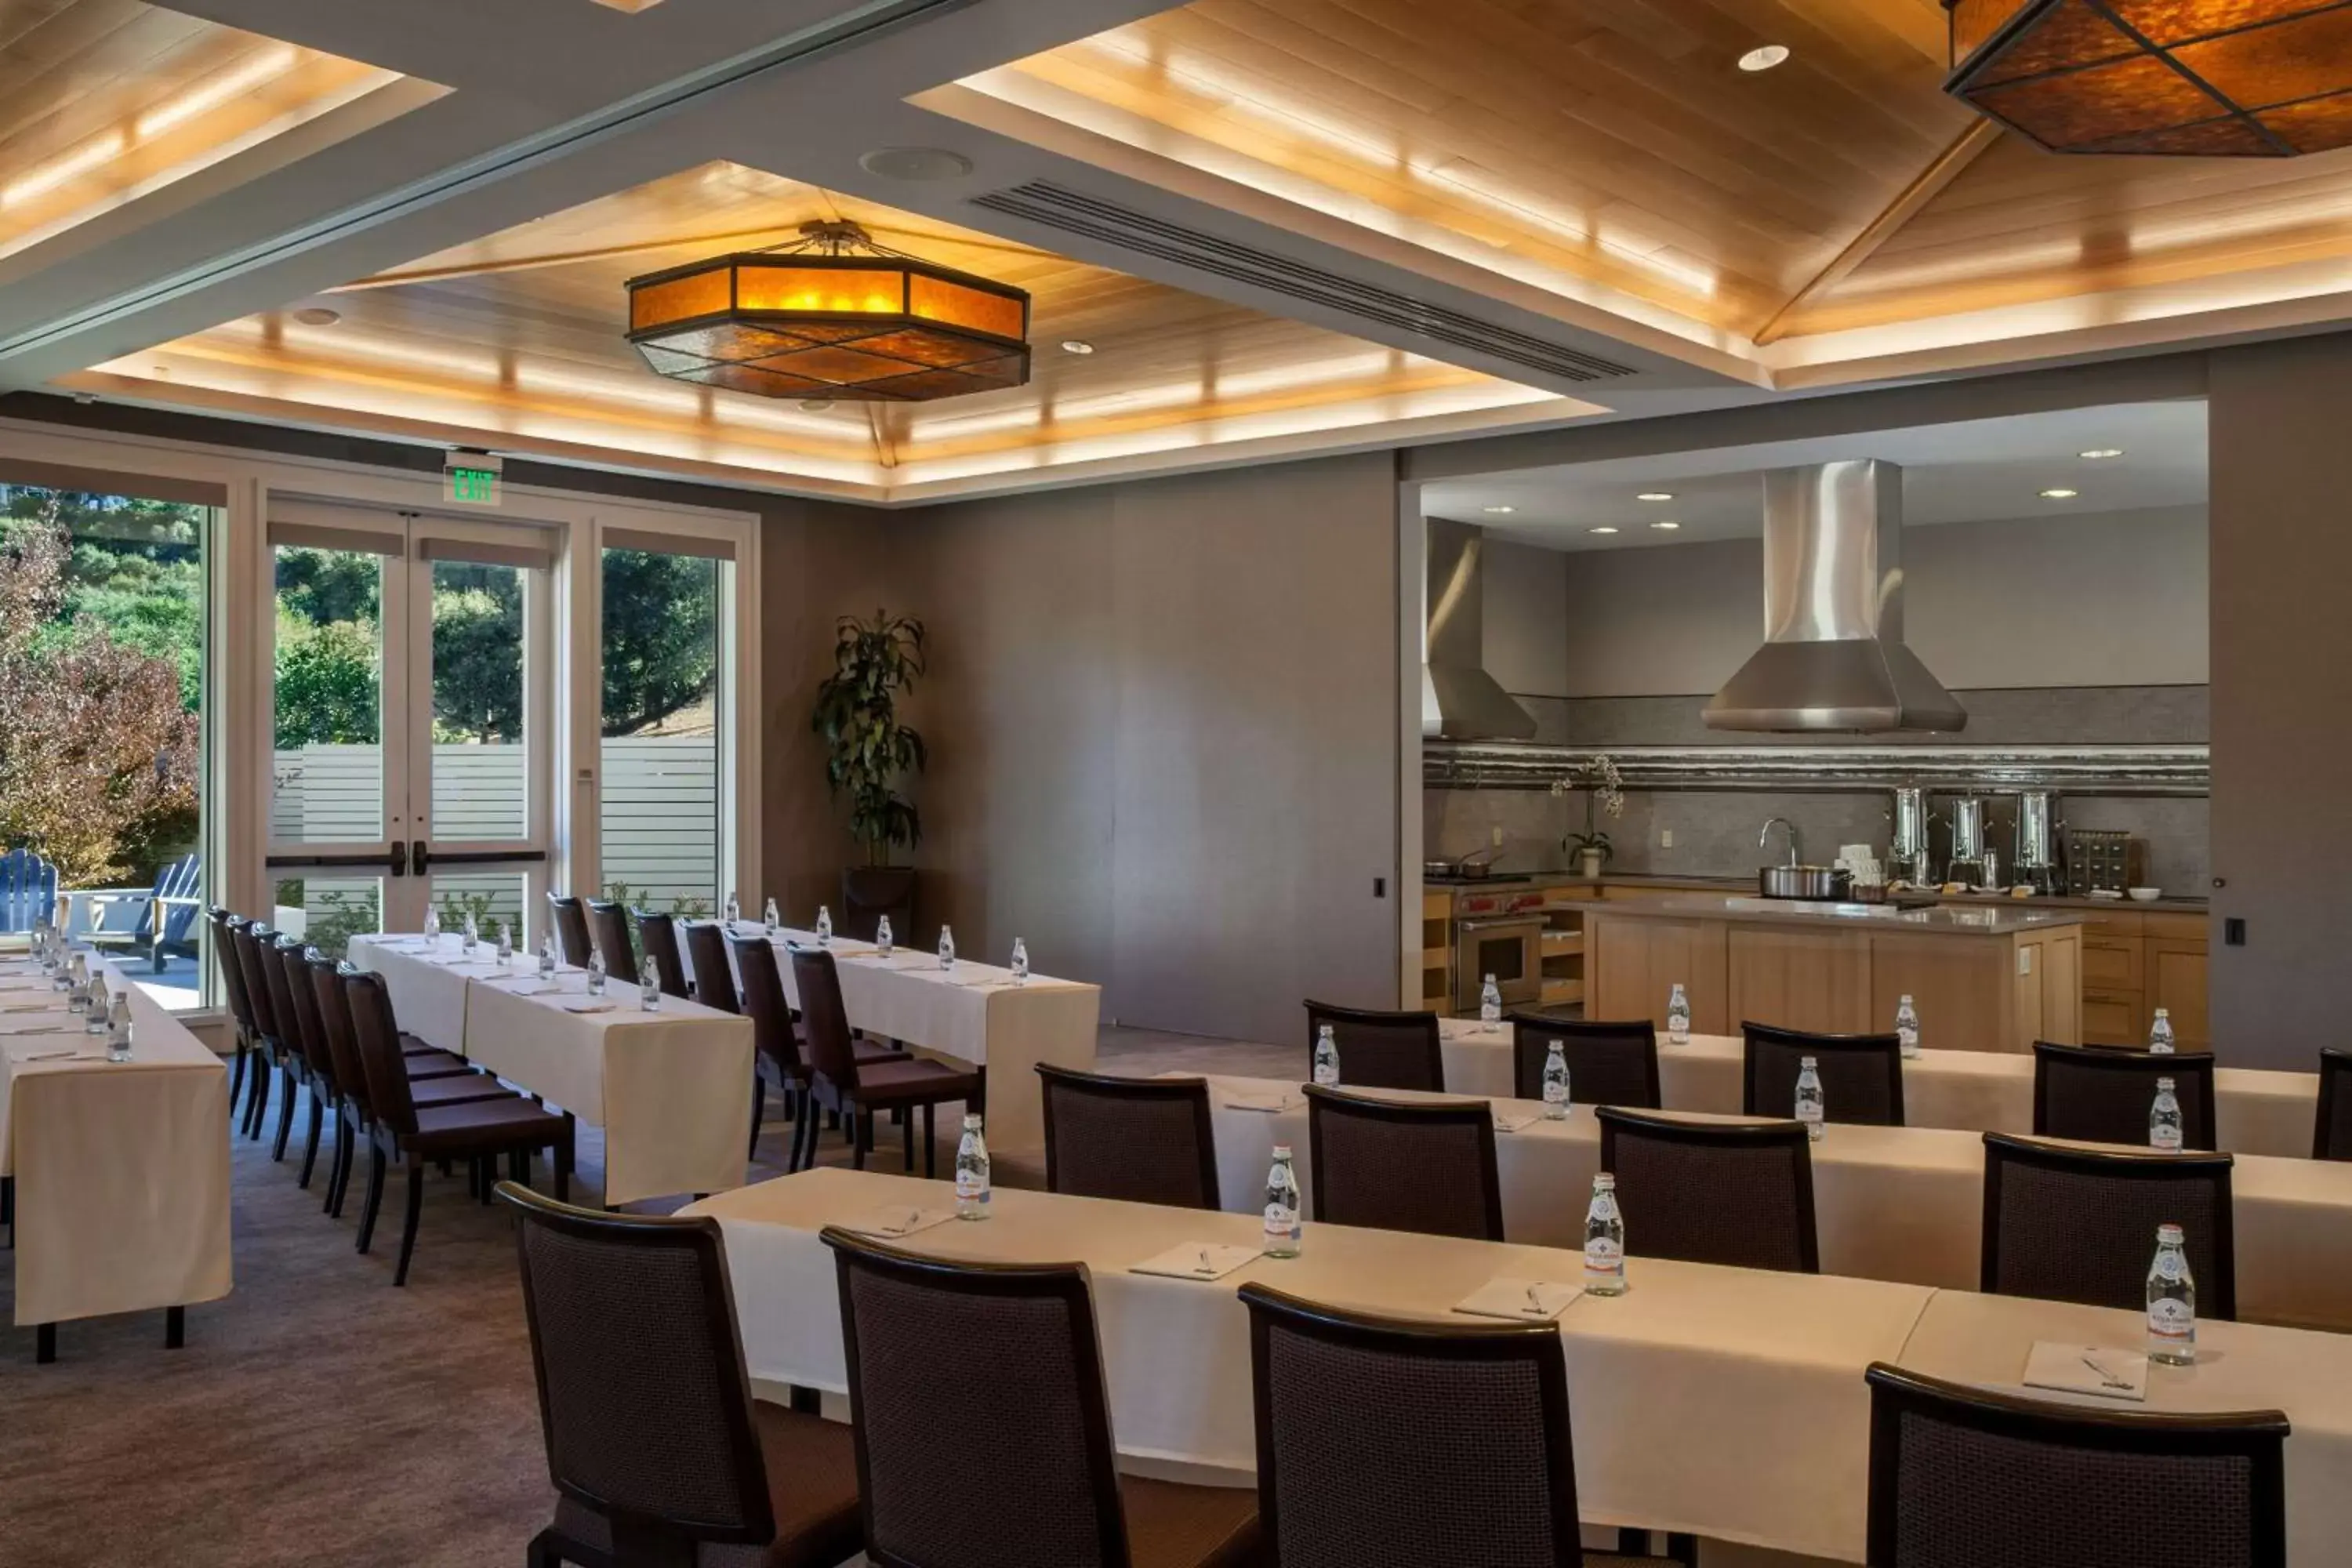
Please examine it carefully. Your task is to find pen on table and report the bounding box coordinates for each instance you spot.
[1526,1284,1546,1316]
[1197,1247,1214,1276]
[2081,1353,2132,1389]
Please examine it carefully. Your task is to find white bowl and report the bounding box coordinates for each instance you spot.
[2127,887,2162,902]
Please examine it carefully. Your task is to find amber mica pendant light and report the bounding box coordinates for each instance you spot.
[1944,0,2352,155]
[625,220,1031,401]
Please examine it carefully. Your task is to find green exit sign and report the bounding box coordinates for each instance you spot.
[449,453,510,510]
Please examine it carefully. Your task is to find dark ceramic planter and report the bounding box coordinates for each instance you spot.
[840,866,917,942]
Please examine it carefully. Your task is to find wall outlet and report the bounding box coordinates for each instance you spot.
[2017,949,2034,975]
[1491,825,1504,847]
[1660,828,1674,848]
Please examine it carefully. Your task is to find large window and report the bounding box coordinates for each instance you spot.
[0,483,208,1006]
[599,543,722,917]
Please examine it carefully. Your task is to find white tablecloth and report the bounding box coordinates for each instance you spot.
[1201,1075,2352,1332]
[351,934,753,1204]
[0,958,230,1327]
[689,1166,2352,1564]
[684,924,1100,1157]
[1437,1019,2319,1158]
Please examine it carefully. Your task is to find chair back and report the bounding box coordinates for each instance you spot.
[342,968,423,1138]
[154,853,203,949]
[729,935,807,1083]
[273,935,333,1091]
[1303,1000,1444,1092]
[498,1184,778,1559]
[1036,1065,1221,1209]
[1303,1084,1501,1241]
[788,945,861,1094]
[0,845,56,933]
[308,952,373,1121]
[685,921,739,1014]
[821,1228,1133,1568]
[547,895,593,968]
[1864,1363,2287,1568]
[1508,1014,1660,1108]
[1241,1283,1582,1568]
[210,910,255,1039]
[1743,1022,1906,1126]
[2317,1048,2352,1160]
[1595,1108,1819,1273]
[230,921,281,1044]
[259,933,310,1069]
[2034,1040,2217,1150]
[633,909,691,999]
[586,898,638,984]
[1980,1133,2237,1319]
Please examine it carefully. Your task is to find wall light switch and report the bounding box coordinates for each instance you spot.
[1491,826,1504,847]
[1660,829,1674,848]
[2017,949,2033,975]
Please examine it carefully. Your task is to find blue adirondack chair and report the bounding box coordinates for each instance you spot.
[0,847,57,934]
[87,852,202,971]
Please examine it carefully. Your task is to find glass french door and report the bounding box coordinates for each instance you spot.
[264,503,553,956]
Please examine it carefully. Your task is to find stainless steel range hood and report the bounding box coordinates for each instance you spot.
[1423,516,1537,741]
[1704,459,1965,734]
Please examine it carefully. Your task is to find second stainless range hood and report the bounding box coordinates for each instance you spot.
[1423,515,1537,742]
[1704,459,1966,735]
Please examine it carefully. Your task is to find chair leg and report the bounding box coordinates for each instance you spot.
[526,1526,563,1568]
[789,1094,815,1172]
[394,1158,425,1286]
[851,1109,869,1171]
[902,1109,915,1171]
[271,1065,298,1161]
[924,1102,936,1179]
[297,1091,325,1189]
[748,1076,765,1157]
[227,1041,247,1109]
[328,1118,356,1219]
[319,1110,344,1212]
[356,1145,387,1254]
[1666,1532,1698,1566]
[242,1053,269,1138]
[554,1127,573,1204]
[165,1305,185,1350]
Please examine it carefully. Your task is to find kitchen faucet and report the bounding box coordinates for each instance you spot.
[1760,816,1802,867]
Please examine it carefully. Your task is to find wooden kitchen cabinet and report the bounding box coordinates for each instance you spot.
[2078,909,2210,1051]
[2149,935,2212,1051]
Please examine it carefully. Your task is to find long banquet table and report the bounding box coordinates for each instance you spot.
[1200,1073,2352,1332]
[1436,1018,2320,1158]
[0,956,230,1343]
[688,1166,2352,1564]
[684,924,1099,1159]
[350,933,753,1204]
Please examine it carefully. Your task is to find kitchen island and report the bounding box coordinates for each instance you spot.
[1584,896,2086,1053]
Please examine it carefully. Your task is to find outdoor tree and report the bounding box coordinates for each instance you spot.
[600,548,717,735]
[428,564,522,742]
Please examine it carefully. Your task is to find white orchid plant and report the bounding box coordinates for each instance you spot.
[1550,753,1626,864]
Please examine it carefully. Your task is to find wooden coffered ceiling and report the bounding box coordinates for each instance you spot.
[71,162,1575,499]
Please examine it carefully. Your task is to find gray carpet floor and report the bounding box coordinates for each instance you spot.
[0,1026,1290,1568]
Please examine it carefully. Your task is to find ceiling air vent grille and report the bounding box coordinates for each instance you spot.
[971,181,1637,384]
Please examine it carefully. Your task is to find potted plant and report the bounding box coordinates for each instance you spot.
[812,609,926,938]
[1550,754,1625,879]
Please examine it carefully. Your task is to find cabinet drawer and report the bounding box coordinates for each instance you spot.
[2082,991,2143,1047]
[2081,938,2144,992]
[2142,912,2209,943]
[2082,912,2145,940]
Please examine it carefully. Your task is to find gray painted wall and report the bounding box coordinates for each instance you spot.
[883,452,1403,1044]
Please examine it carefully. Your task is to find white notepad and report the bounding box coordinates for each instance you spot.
[562,1000,620,1014]
[1492,1109,1541,1133]
[2022,1341,2149,1402]
[1454,1277,1582,1323]
[840,1205,956,1240]
[1222,1091,1301,1114]
[1131,1243,1261,1282]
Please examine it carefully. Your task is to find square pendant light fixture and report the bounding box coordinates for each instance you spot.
[626,220,1031,401]
[1944,0,2352,155]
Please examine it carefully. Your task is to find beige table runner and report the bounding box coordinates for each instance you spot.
[1438,1019,2318,1158]
[1203,1074,2352,1331]
[687,1165,1932,1562]
[0,960,230,1327]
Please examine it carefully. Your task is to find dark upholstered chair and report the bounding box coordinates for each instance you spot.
[585,898,638,985]
[1242,1282,1654,1568]
[270,935,345,1193]
[547,894,594,969]
[2314,1047,2352,1160]
[823,1229,1260,1568]
[343,968,573,1285]
[245,924,313,1163]
[1303,1000,1444,1093]
[1864,1363,2286,1568]
[1508,1014,1661,1108]
[1980,1133,2237,1319]
[634,909,692,1000]
[1743,1022,1906,1127]
[1036,1065,1221,1210]
[791,946,974,1178]
[1302,1084,1501,1241]
[1596,1108,1818,1274]
[686,921,740,1015]
[2034,1040,2217,1150]
[229,920,289,1143]
[732,937,906,1166]
[207,909,257,1118]
[501,1184,863,1568]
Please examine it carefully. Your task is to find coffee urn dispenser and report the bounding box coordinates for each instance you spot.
[2013,790,2064,895]
[1888,786,1933,887]
[1947,796,1999,887]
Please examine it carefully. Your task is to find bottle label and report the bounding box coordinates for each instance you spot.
[1263,1203,1299,1240]
[2152,1123,2183,1152]
[956,1171,989,1203]
[1313,1062,1338,1087]
[1543,1081,1566,1105]
[1584,1236,1624,1275]
[2148,1296,2194,1340]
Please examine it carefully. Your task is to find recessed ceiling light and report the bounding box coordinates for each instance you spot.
[858,147,975,182]
[1738,44,1791,72]
[1636,491,1674,502]
[1483,505,1516,514]
[1060,339,1095,355]
[2078,448,2125,459]
[1650,520,1681,531]
[1589,525,1621,535]
[292,307,340,327]
[2040,488,2080,499]
[800,398,836,413]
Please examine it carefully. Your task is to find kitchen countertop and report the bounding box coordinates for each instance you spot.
[1428,871,2206,915]
[1583,894,2089,936]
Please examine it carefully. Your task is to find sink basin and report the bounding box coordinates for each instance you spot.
[1757,864,1845,899]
